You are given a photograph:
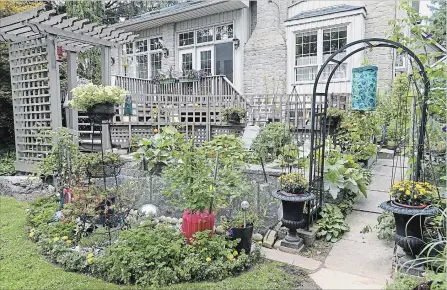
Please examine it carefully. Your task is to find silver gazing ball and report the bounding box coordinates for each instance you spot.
[138,204,159,218]
[241,201,250,210]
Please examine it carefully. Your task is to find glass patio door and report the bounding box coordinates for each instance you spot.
[215,42,233,82]
[196,46,214,76]
[179,49,194,76]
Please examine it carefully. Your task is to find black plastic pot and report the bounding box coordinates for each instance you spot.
[227,112,241,124]
[229,224,253,254]
[86,102,115,122]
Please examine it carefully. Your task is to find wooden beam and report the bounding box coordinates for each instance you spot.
[101,46,112,150]
[67,51,78,131]
[26,22,116,47]
[47,34,62,129]
[0,6,43,28]
[54,17,79,29]
[30,9,57,23]
[41,13,67,26]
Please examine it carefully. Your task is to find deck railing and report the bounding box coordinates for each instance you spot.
[113,74,242,96]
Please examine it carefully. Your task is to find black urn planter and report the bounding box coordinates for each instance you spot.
[86,102,116,122]
[380,201,439,257]
[227,112,241,124]
[229,224,254,254]
[271,190,315,243]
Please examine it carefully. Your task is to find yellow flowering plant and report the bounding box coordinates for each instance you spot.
[278,172,308,194]
[390,180,437,206]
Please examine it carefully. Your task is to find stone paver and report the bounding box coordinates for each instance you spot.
[310,268,386,290]
[367,175,394,192]
[324,236,393,283]
[262,248,322,271]
[354,190,388,213]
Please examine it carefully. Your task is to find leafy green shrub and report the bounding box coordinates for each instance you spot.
[376,212,395,241]
[385,274,421,290]
[95,224,261,287]
[200,134,248,166]
[0,150,15,176]
[221,107,246,123]
[251,122,292,162]
[316,204,349,242]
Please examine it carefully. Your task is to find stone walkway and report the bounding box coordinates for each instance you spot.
[265,158,400,289]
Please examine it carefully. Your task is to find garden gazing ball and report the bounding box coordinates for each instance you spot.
[241,201,250,210]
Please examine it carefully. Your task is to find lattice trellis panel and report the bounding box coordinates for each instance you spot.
[9,36,60,172]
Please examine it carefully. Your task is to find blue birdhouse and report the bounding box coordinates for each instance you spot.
[351,66,378,111]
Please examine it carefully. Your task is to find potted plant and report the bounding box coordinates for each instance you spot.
[179,69,207,82]
[156,67,179,84]
[325,107,345,131]
[221,107,246,124]
[386,119,399,150]
[220,205,259,254]
[251,122,292,162]
[380,180,439,256]
[82,152,124,178]
[134,126,184,175]
[70,83,126,122]
[271,173,315,244]
[162,142,246,243]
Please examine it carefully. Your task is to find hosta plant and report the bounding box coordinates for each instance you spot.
[390,180,437,206]
[70,83,126,111]
[278,172,308,194]
[376,212,396,241]
[316,204,349,242]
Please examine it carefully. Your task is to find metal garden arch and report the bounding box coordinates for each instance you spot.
[308,38,430,219]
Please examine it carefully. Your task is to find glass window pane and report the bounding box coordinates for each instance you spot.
[136,55,148,79]
[197,28,213,43]
[135,40,147,53]
[311,34,317,42]
[181,53,193,75]
[323,30,330,40]
[179,32,194,46]
[150,52,162,78]
[150,37,163,50]
[216,24,233,40]
[200,50,212,74]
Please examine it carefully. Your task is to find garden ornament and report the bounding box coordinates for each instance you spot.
[241,201,249,227]
[139,204,159,218]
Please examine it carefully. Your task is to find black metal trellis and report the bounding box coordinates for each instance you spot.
[307,38,430,228]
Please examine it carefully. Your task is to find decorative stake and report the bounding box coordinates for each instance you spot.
[241,201,249,228]
[209,152,219,213]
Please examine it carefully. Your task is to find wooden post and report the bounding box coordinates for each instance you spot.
[47,34,62,128]
[66,51,78,133]
[101,46,111,150]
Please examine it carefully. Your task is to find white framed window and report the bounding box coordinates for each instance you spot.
[121,36,164,79]
[197,28,213,44]
[294,26,348,83]
[179,31,194,47]
[215,24,233,41]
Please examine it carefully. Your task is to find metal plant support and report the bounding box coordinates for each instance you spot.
[308,38,430,228]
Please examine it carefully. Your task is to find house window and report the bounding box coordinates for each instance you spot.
[197,28,213,44]
[216,24,233,40]
[179,31,194,46]
[151,52,162,77]
[182,53,193,74]
[295,30,318,82]
[123,43,133,54]
[136,55,148,79]
[200,50,212,74]
[150,37,163,50]
[294,26,348,82]
[135,40,147,53]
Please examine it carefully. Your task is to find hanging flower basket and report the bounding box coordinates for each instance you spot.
[351,66,378,111]
[86,102,116,122]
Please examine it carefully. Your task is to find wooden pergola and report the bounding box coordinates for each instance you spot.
[0,6,137,172]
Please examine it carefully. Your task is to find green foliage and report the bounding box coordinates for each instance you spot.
[323,145,369,199]
[389,0,447,120]
[376,212,396,241]
[278,144,307,168]
[220,210,261,229]
[221,107,246,123]
[326,107,346,118]
[428,0,446,47]
[278,172,308,194]
[390,180,437,206]
[130,135,143,152]
[70,84,127,111]
[163,144,248,213]
[96,225,261,287]
[386,274,422,290]
[316,204,349,242]
[251,122,292,162]
[0,150,15,175]
[35,128,83,182]
[134,126,185,172]
[339,111,379,160]
[200,134,248,167]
